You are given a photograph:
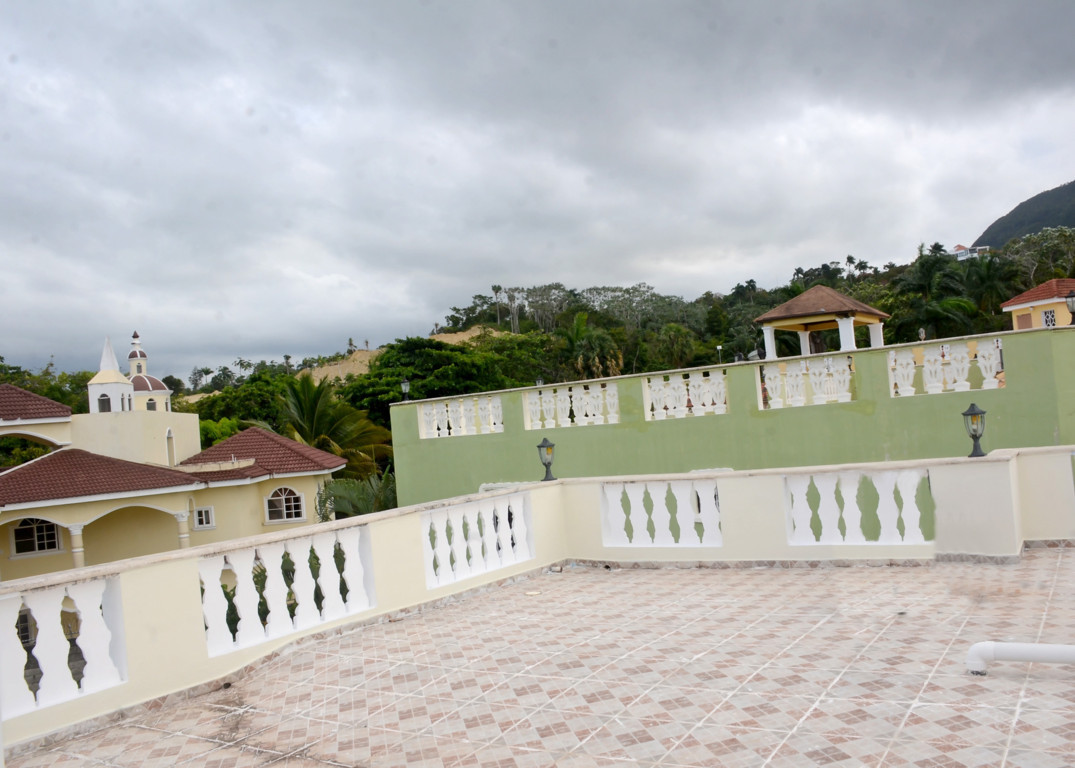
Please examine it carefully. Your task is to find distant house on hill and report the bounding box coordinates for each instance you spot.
[1001,279,1075,330]
[0,333,343,581]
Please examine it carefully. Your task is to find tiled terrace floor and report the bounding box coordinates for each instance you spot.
[10,547,1075,767]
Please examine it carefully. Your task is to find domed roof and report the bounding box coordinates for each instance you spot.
[130,374,170,393]
[128,349,147,359]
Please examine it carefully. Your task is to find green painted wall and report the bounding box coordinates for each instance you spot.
[393,328,1075,506]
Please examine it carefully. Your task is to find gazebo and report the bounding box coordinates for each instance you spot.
[754,284,889,360]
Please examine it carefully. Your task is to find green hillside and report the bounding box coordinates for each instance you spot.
[974,179,1075,248]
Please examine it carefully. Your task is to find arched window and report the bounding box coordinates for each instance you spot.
[97,394,111,413]
[266,488,304,522]
[147,398,156,411]
[136,363,143,374]
[12,518,60,555]
[166,428,176,466]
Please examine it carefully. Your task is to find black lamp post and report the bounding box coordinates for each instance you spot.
[400,378,410,401]
[962,403,987,458]
[537,437,556,481]
[1066,290,1075,326]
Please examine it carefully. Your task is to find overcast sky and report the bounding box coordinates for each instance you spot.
[3,1,1074,379]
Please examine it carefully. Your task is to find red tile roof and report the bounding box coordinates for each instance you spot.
[0,384,72,421]
[0,449,198,507]
[131,374,169,392]
[1001,279,1075,309]
[754,285,890,323]
[181,427,345,477]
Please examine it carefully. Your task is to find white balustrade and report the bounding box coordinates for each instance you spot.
[643,370,728,420]
[785,468,932,545]
[422,493,532,588]
[199,527,370,657]
[522,383,619,430]
[418,395,504,438]
[1,579,125,720]
[761,357,854,410]
[600,478,722,546]
[889,339,1004,396]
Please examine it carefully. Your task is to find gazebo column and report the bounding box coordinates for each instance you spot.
[69,524,86,569]
[176,511,191,549]
[837,316,857,351]
[762,326,778,360]
[868,322,885,348]
[797,331,811,355]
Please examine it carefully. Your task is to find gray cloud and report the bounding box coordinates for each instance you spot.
[2,1,1074,378]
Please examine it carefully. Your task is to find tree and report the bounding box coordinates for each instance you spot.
[655,323,695,369]
[964,252,1020,316]
[162,375,186,395]
[319,474,397,518]
[278,374,391,479]
[491,285,503,328]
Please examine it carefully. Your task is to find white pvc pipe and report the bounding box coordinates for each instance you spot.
[966,641,1075,675]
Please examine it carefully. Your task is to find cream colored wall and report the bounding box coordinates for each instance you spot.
[0,524,73,581]
[83,507,180,566]
[70,411,200,466]
[0,420,71,447]
[186,478,321,547]
[1008,448,1075,541]
[1011,301,1073,330]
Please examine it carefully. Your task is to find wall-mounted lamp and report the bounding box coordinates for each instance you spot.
[1066,290,1075,325]
[400,377,410,401]
[962,403,987,457]
[537,437,556,481]
[717,345,723,365]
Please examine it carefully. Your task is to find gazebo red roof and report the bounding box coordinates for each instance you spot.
[754,285,890,324]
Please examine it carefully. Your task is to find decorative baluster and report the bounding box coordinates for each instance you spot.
[786,475,815,544]
[227,549,265,648]
[897,470,927,543]
[601,483,631,546]
[257,542,294,638]
[447,400,464,436]
[711,371,728,414]
[311,532,346,620]
[668,480,695,544]
[199,556,233,654]
[947,343,971,391]
[872,472,901,544]
[433,403,450,438]
[420,404,439,439]
[575,387,594,426]
[891,349,917,396]
[477,397,492,434]
[646,482,676,545]
[832,359,852,402]
[22,587,80,706]
[647,377,667,420]
[921,347,945,394]
[808,360,828,405]
[287,538,321,629]
[838,472,865,543]
[604,383,620,423]
[540,390,556,428]
[977,342,1001,389]
[763,366,783,409]
[422,515,440,587]
[447,506,471,581]
[477,501,499,569]
[63,580,122,694]
[555,388,572,427]
[694,479,722,545]
[786,362,807,407]
[667,377,688,418]
[430,509,453,585]
[462,398,477,435]
[508,494,531,559]
[690,372,712,415]
[337,528,370,612]
[489,396,504,432]
[623,483,647,545]
[493,500,516,566]
[813,474,842,543]
[0,594,38,716]
[524,391,542,430]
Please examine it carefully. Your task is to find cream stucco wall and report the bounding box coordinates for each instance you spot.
[0,420,71,448]
[1009,300,1074,330]
[70,411,200,466]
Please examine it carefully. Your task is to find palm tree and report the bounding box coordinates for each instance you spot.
[279,374,392,479]
[964,252,1020,316]
[556,313,623,379]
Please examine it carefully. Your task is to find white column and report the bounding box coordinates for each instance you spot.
[837,316,856,351]
[176,511,191,549]
[69,524,86,569]
[797,331,811,355]
[762,326,778,360]
[868,322,885,348]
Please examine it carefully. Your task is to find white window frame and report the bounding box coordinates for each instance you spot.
[193,506,216,530]
[1043,309,1057,328]
[265,487,305,524]
[10,518,63,557]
